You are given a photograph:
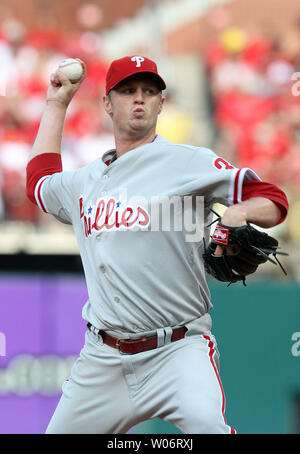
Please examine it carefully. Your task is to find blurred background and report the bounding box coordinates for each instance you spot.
[0,0,299,434]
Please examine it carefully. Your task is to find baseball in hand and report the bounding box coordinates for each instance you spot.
[58,58,84,83]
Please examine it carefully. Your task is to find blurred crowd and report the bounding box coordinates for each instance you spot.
[0,17,115,223]
[204,23,300,197]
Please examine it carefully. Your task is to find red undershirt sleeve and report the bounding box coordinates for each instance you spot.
[26,153,62,205]
[26,152,75,225]
[242,179,289,225]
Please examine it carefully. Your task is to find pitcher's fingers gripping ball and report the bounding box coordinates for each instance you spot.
[203,220,288,286]
[58,58,84,83]
[47,58,86,106]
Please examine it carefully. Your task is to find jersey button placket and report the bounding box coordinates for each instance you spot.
[99,172,109,230]
[101,171,109,197]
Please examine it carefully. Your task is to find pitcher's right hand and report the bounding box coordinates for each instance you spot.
[47,58,86,107]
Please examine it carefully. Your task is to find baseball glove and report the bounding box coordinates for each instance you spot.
[203,216,288,286]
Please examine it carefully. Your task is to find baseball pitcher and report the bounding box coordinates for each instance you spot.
[26,55,289,434]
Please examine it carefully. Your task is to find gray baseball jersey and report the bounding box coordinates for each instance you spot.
[34,135,259,337]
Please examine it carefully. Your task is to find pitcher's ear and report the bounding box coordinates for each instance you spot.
[158,95,165,114]
[103,94,113,117]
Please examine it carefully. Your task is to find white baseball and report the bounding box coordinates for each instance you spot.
[58,58,83,83]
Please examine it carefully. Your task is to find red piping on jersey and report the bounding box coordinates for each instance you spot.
[233,168,242,204]
[203,335,236,434]
[36,176,49,213]
[26,153,62,206]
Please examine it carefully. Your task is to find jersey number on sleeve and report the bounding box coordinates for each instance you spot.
[214,158,235,170]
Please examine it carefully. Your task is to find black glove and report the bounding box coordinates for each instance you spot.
[203,221,288,286]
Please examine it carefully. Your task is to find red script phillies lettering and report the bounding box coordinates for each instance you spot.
[79,197,150,237]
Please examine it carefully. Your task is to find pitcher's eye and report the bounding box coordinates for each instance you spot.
[144,87,159,95]
[122,88,135,94]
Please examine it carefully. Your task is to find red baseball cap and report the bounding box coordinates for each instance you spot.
[105,55,166,95]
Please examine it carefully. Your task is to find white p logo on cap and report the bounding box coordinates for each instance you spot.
[131,56,145,67]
